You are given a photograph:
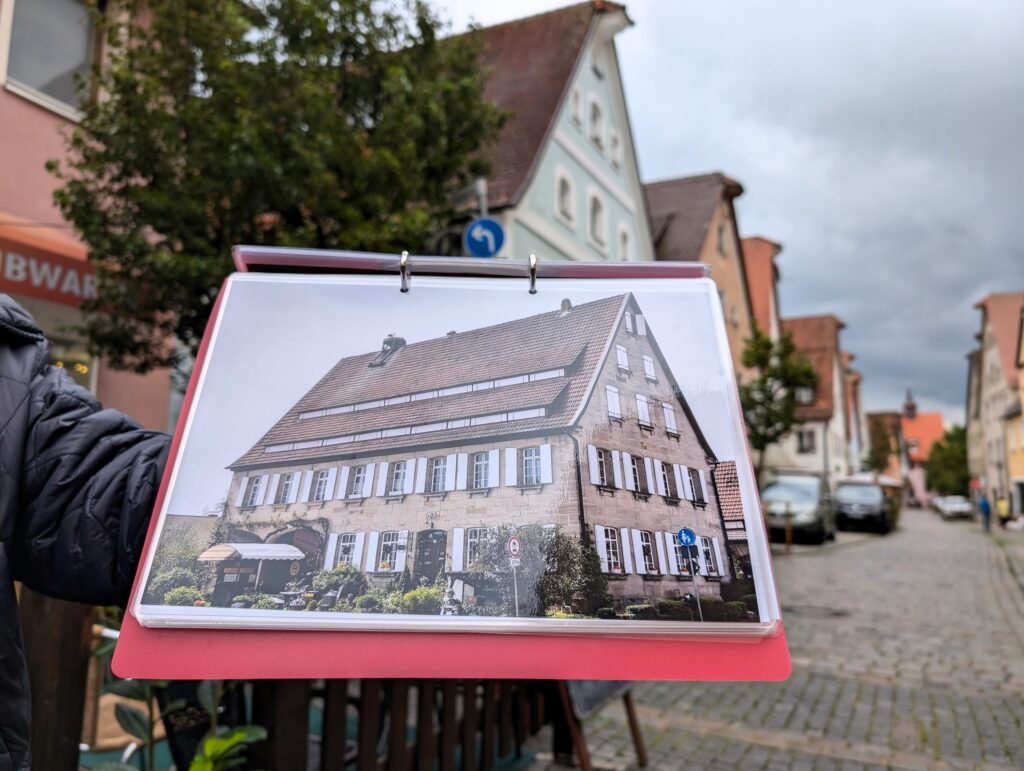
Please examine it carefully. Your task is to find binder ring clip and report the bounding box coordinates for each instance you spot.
[399,251,410,293]
[528,254,538,295]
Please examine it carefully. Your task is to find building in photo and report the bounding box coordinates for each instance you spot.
[899,389,945,505]
[203,293,740,614]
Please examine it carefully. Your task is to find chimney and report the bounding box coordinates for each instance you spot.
[446,330,457,338]
[559,298,572,317]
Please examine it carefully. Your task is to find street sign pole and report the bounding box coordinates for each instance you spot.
[512,563,520,617]
[689,545,703,622]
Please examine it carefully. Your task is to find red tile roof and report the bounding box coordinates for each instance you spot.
[901,412,945,464]
[231,294,629,468]
[740,237,781,336]
[782,314,845,421]
[644,173,743,263]
[975,292,1024,389]
[469,2,625,209]
[713,461,746,540]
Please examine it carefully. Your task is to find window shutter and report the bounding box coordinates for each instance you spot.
[697,539,709,576]
[487,449,500,488]
[298,471,313,502]
[619,527,634,573]
[352,532,366,570]
[444,454,458,491]
[663,403,677,432]
[680,465,695,500]
[540,444,553,484]
[452,528,465,571]
[594,526,609,572]
[234,478,247,506]
[654,532,668,575]
[324,468,338,500]
[395,530,409,572]
[414,457,428,494]
[337,467,350,500]
[711,537,724,577]
[587,445,601,485]
[505,448,518,487]
[455,454,468,490]
[636,314,647,335]
[610,450,623,488]
[286,473,300,503]
[323,533,339,570]
[622,452,635,491]
[606,385,620,417]
[403,458,416,495]
[376,462,390,496]
[635,394,647,423]
[673,464,687,500]
[698,470,709,503]
[624,311,634,334]
[653,461,667,496]
[665,533,680,575]
[644,356,657,380]
[366,531,380,572]
[266,474,280,505]
[255,475,270,505]
[362,463,376,498]
[616,345,629,371]
[630,529,647,575]
[643,458,655,491]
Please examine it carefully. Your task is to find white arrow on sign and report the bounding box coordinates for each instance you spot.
[471,223,495,252]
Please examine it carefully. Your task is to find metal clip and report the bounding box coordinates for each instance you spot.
[528,253,538,294]
[399,251,410,293]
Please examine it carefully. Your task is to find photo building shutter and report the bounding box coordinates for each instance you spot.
[611,450,623,489]
[395,530,409,572]
[325,468,338,499]
[622,452,635,491]
[376,462,390,496]
[606,385,621,417]
[711,537,724,576]
[643,458,655,491]
[403,458,416,495]
[456,454,468,490]
[655,531,668,575]
[362,463,376,498]
[665,533,680,575]
[255,475,269,505]
[594,525,609,572]
[540,444,553,484]
[414,457,428,494]
[663,403,677,432]
[505,448,518,486]
[653,461,667,496]
[286,473,300,503]
[452,528,465,571]
[636,314,647,335]
[680,466,695,500]
[352,532,366,570]
[624,312,634,334]
[366,531,380,572]
[336,466,350,499]
[323,533,339,570]
[266,474,280,505]
[673,464,687,500]
[617,527,633,573]
[299,471,314,502]
[698,469,709,503]
[697,538,709,576]
[487,449,500,488]
[234,478,247,506]
[630,529,647,575]
[444,454,458,491]
[587,445,601,485]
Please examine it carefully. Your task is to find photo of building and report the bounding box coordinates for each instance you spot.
[146,289,756,622]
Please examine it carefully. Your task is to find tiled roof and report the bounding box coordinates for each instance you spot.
[231,294,628,469]
[469,2,624,209]
[740,237,781,335]
[644,173,743,263]
[782,314,845,422]
[901,412,945,464]
[714,461,746,540]
[975,292,1024,389]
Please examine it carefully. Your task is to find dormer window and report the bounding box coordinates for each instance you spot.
[589,100,604,150]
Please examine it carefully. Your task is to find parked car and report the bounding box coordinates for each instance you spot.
[833,480,898,533]
[760,472,836,544]
[933,495,973,520]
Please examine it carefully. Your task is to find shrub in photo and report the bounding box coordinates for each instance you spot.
[311,564,367,599]
[656,599,693,621]
[595,607,618,620]
[625,604,657,620]
[742,594,759,614]
[146,566,198,603]
[164,586,205,606]
[250,593,281,610]
[399,586,444,615]
[696,595,724,621]
[723,601,749,622]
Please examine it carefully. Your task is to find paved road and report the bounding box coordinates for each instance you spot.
[532,507,1024,770]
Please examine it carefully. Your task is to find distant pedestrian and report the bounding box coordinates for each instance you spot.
[996,496,1010,529]
[978,492,992,532]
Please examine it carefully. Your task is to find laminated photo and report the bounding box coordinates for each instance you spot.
[134,271,779,634]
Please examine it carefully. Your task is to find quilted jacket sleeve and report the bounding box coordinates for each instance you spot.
[10,362,170,607]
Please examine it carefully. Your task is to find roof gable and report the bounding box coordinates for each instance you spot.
[975,291,1024,389]
[644,173,743,263]
[901,412,944,463]
[741,236,781,336]
[782,314,845,421]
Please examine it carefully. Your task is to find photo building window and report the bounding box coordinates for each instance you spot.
[639,530,657,573]
[602,528,622,572]
[471,452,489,490]
[606,385,622,419]
[616,344,630,373]
[274,473,294,504]
[242,477,262,508]
[465,527,487,566]
[635,394,652,427]
[349,465,366,497]
[389,461,407,495]
[311,469,330,502]
[674,534,695,576]
[643,355,657,382]
[688,468,706,504]
[630,455,649,493]
[700,536,719,576]
[662,403,679,435]
[337,533,357,566]
[596,448,612,487]
[521,447,541,486]
[378,532,400,571]
[430,457,447,493]
[624,311,635,334]
[660,462,678,499]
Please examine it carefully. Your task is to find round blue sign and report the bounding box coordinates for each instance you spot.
[677,527,697,547]
[463,217,505,258]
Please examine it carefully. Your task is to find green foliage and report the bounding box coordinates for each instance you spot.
[723,601,749,622]
[250,593,281,610]
[399,586,443,615]
[595,607,618,619]
[144,523,211,602]
[115,702,150,742]
[626,604,657,620]
[741,594,759,613]
[866,414,896,475]
[925,425,970,495]
[656,599,692,620]
[311,563,368,598]
[146,566,199,603]
[190,725,268,771]
[693,595,724,622]
[51,0,505,373]
[546,611,589,619]
[352,587,403,613]
[739,328,819,481]
[164,586,206,606]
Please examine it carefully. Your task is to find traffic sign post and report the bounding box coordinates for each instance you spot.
[463,217,505,258]
[677,529,702,622]
[507,535,522,616]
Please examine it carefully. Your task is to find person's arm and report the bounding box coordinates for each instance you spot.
[10,362,170,607]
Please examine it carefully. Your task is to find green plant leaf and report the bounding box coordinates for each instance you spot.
[114,702,151,742]
[196,680,218,716]
[105,678,150,701]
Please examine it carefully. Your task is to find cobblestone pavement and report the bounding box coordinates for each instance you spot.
[529,507,1024,770]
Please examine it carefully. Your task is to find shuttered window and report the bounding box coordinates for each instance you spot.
[689,468,707,503]
[379,532,399,571]
[603,528,622,572]
[700,536,719,576]
[274,474,294,504]
[606,385,622,419]
[349,466,366,497]
[466,527,487,566]
[630,456,648,493]
[663,403,679,435]
[636,394,652,426]
[337,533,357,566]
[639,531,657,572]
[471,452,489,490]
[311,470,330,502]
[674,535,695,576]
[521,447,541,486]
[624,311,635,334]
[389,462,408,495]
[660,463,678,499]
[242,477,262,507]
[616,345,630,372]
[429,457,447,493]
[643,355,657,381]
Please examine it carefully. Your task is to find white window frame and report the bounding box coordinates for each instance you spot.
[615,344,630,373]
[389,461,407,495]
[596,448,610,487]
[630,455,648,493]
[378,531,399,572]
[349,465,366,497]
[242,477,262,508]
[587,191,607,251]
[521,447,541,486]
[639,530,657,573]
[429,456,447,493]
[336,533,357,566]
[700,536,719,576]
[660,463,678,499]
[689,468,707,504]
[674,535,694,576]
[471,451,489,490]
[555,169,575,227]
[274,473,294,504]
[311,469,330,502]
[795,386,815,405]
[465,527,487,566]
[603,527,622,573]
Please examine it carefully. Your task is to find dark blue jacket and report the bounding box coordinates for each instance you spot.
[0,295,169,770]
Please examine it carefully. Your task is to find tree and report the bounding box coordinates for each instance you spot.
[866,415,895,476]
[739,327,818,483]
[925,425,969,495]
[50,0,504,373]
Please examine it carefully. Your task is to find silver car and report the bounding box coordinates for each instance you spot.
[760,472,836,544]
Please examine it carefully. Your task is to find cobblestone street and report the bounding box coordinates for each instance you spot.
[536,507,1024,770]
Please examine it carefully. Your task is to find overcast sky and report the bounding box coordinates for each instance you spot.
[444,0,1024,425]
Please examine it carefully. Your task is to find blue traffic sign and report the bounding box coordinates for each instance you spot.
[677,527,697,547]
[463,217,505,258]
